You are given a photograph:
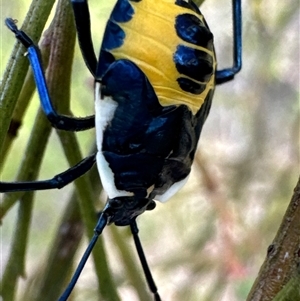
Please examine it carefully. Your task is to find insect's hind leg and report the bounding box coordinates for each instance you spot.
[58,210,109,301]
[215,0,242,84]
[131,221,161,301]
[5,18,95,132]
[71,0,98,76]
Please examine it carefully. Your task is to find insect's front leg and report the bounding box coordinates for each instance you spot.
[5,18,95,132]
[215,0,242,84]
[71,0,98,76]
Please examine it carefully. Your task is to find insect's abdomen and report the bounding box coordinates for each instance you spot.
[98,0,216,115]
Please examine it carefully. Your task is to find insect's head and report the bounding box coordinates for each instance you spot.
[102,196,156,226]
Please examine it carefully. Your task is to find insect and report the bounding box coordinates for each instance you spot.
[1,0,242,300]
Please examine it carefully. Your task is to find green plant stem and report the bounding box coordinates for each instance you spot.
[1,193,34,301]
[0,109,53,300]
[0,0,55,157]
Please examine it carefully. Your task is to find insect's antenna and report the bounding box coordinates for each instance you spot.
[58,211,109,301]
[130,221,161,301]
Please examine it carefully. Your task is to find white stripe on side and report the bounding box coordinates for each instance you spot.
[95,82,134,199]
[155,176,189,203]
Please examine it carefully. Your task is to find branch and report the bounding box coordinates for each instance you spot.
[247,176,300,300]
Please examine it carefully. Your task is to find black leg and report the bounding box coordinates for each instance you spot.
[5,18,95,132]
[58,211,109,301]
[216,0,242,84]
[71,0,98,76]
[0,154,96,192]
[130,220,161,301]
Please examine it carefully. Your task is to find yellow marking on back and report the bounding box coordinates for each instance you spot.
[110,0,216,114]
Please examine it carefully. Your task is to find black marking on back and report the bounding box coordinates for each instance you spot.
[111,0,134,22]
[175,14,213,50]
[177,77,207,94]
[174,45,213,82]
[175,0,199,13]
[97,0,136,79]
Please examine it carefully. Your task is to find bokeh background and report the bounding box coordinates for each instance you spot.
[0,0,299,300]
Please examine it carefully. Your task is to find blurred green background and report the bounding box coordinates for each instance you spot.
[0,0,299,300]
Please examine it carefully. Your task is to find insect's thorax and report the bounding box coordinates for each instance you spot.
[98,0,216,115]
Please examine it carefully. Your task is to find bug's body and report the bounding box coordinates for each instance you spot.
[96,0,216,224]
[2,0,241,299]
